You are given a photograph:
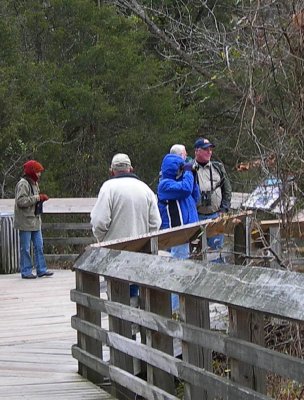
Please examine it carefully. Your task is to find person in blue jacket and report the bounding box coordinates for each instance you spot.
[158,152,199,312]
[158,153,200,258]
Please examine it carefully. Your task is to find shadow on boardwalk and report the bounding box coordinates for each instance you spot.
[0,270,113,399]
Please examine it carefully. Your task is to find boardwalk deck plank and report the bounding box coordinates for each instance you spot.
[0,270,113,399]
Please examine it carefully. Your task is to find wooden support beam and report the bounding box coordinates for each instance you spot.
[75,269,102,384]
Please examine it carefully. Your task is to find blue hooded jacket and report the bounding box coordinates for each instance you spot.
[157,154,199,229]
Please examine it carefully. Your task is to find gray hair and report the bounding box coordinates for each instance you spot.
[111,163,131,172]
[170,144,186,158]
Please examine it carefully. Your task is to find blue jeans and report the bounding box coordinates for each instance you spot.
[198,212,224,250]
[170,244,190,312]
[130,284,139,298]
[170,243,190,259]
[19,230,47,277]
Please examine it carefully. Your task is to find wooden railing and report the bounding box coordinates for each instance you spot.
[0,197,249,266]
[0,199,97,267]
[1,196,303,268]
[70,222,304,400]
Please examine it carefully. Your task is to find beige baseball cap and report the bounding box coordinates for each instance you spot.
[111,153,132,168]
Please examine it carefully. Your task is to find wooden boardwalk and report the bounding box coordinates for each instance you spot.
[0,270,113,399]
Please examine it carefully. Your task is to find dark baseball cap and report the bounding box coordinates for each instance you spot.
[194,137,215,149]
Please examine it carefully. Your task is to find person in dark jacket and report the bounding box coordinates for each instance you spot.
[158,153,199,258]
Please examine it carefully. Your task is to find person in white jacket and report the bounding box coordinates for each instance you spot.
[90,153,161,243]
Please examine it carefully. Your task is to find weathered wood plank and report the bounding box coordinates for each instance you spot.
[76,270,102,384]
[149,288,175,395]
[70,295,304,383]
[229,308,266,393]
[269,226,281,268]
[74,247,304,322]
[231,219,266,393]
[45,254,79,262]
[43,222,91,230]
[107,279,134,400]
[0,271,113,400]
[97,332,271,400]
[45,237,94,245]
[72,345,110,378]
[109,366,179,400]
[255,218,304,239]
[180,295,211,400]
[72,340,270,400]
[234,219,248,265]
[0,193,249,213]
[0,198,97,214]
[92,214,249,252]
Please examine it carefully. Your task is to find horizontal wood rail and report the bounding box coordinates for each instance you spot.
[0,194,247,214]
[1,196,303,269]
[70,290,304,382]
[71,227,304,400]
[0,194,249,269]
[0,198,97,214]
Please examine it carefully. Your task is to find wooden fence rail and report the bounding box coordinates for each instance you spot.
[0,198,251,271]
[70,223,304,400]
[1,196,303,269]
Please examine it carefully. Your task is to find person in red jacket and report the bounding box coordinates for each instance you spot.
[14,160,53,279]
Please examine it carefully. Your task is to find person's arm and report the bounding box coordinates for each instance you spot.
[15,180,39,208]
[159,172,195,200]
[219,164,232,212]
[90,186,112,242]
[148,193,162,232]
[192,181,200,204]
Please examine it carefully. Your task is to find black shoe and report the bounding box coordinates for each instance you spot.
[22,274,37,279]
[37,271,54,278]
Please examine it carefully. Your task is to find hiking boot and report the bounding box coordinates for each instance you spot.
[22,274,37,279]
[37,271,54,278]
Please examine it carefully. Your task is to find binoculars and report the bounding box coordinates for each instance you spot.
[201,191,212,207]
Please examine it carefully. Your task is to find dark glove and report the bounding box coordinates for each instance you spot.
[184,162,199,180]
[39,194,49,202]
[183,162,194,171]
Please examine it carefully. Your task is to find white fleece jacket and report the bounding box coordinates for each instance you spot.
[90,175,161,242]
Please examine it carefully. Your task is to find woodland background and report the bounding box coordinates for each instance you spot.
[1,0,304,212]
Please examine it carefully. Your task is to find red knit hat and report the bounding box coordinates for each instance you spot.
[23,160,44,182]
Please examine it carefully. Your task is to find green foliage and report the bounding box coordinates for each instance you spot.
[0,0,201,197]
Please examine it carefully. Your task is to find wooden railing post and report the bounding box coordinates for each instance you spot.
[269,226,282,268]
[143,237,176,395]
[180,294,212,400]
[228,308,266,394]
[234,216,251,265]
[107,278,134,400]
[181,231,211,399]
[138,237,158,382]
[75,269,102,383]
[146,287,175,395]
[231,216,266,393]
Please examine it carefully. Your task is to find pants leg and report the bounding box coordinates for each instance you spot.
[207,233,224,250]
[170,243,190,259]
[32,230,47,275]
[170,244,190,313]
[198,212,224,250]
[19,231,33,277]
